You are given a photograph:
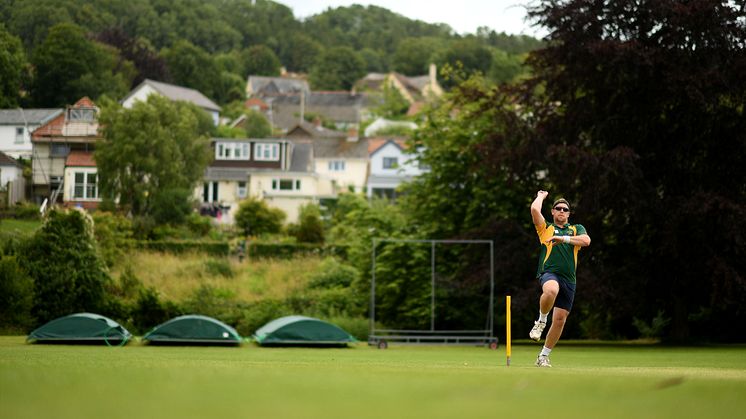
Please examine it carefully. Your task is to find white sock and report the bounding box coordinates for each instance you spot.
[540,346,552,357]
[538,311,548,323]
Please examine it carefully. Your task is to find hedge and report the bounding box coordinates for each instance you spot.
[136,240,230,256]
[247,242,349,259]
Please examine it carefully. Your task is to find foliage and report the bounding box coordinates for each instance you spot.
[161,40,220,100]
[94,27,169,88]
[434,39,493,88]
[374,83,410,119]
[309,46,366,90]
[307,258,358,290]
[30,23,131,107]
[633,310,671,340]
[0,24,27,107]
[235,298,290,336]
[131,287,182,334]
[234,197,285,237]
[240,45,281,76]
[242,109,272,138]
[92,211,133,268]
[0,255,35,331]
[184,213,213,237]
[183,284,241,326]
[149,188,194,225]
[17,209,111,326]
[392,37,446,75]
[294,203,324,244]
[247,242,348,260]
[135,240,230,256]
[204,258,234,278]
[96,95,212,217]
[278,33,321,73]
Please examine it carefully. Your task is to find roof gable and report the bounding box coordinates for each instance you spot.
[123,79,220,111]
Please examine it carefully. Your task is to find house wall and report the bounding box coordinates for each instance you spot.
[314,158,368,194]
[63,166,100,206]
[31,143,66,184]
[370,142,422,177]
[249,172,319,222]
[122,85,158,109]
[0,164,22,186]
[0,125,36,158]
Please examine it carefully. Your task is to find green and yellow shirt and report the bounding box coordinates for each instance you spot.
[535,222,587,284]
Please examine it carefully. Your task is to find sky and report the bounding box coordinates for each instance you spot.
[275,0,546,38]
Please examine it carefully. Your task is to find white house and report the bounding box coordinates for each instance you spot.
[121,79,221,125]
[0,109,63,159]
[367,138,426,199]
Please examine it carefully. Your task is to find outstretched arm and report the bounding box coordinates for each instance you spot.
[531,190,548,226]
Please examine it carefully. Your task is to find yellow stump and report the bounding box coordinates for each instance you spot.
[506,295,512,366]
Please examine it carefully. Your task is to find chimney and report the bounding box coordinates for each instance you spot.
[429,63,437,84]
[346,127,359,142]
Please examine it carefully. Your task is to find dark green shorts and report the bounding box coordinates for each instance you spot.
[539,272,576,312]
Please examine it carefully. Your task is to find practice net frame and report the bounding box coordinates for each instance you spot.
[368,239,496,348]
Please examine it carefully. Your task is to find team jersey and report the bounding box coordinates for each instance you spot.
[535,222,587,284]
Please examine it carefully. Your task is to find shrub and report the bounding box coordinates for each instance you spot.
[131,287,182,334]
[234,197,285,236]
[235,299,291,337]
[287,287,360,318]
[247,242,348,259]
[92,211,133,267]
[204,258,234,278]
[323,315,369,341]
[308,258,359,289]
[131,215,157,239]
[182,284,240,325]
[150,188,194,225]
[18,209,112,326]
[135,240,230,256]
[13,201,40,220]
[185,212,212,236]
[294,203,324,244]
[0,255,35,332]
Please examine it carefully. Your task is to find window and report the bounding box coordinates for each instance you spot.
[237,181,247,198]
[255,143,280,161]
[271,178,300,191]
[383,157,398,169]
[51,144,70,157]
[15,127,24,144]
[203,182,219,202]
[73,172,98,199]
[67,108,95,122]
[328,160,346,172]
[216,142,249,160]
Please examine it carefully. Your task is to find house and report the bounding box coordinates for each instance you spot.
[265,91,368,133]
[246,76,309,98]
[197,137,320,223]
[31,97,101,209]
[366,137,427,199]
[355,64,443,109]
[121,79,221,125]
[311,137,370,196]
[285,120,348,141]
[0,108,63,159]
[0,151,25,204]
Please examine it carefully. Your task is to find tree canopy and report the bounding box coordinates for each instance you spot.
[95,95,213,217]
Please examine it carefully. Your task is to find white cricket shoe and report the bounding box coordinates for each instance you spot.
[535,355,552,368]
[529,321,546,341]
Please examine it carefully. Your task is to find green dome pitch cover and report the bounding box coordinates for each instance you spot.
[253,315,357,346]
[27,313,132,346]
[143,314,241,345]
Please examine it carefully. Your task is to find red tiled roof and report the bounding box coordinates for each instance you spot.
[367,137,407,154]
[66,151,96,167]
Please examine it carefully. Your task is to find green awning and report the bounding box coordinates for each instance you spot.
[253,315,357,346]
[27,313,132,345]
[143,314,241,345]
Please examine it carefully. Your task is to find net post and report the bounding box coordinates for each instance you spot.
[506,295,512,366]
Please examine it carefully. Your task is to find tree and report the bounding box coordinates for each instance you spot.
[524,0,746,341]
[95,95,212,217]
[234,197,285,237]
[392,37,445,75]
[434,38,493,88]
[242,109,272,138]
[161,40,220,100]
[294,203,324,244]
[0,25,27,107]
[30,23,132,107]
[18,209,111,326]
[309,46,366,90]
[374,83,410,119]
[240,45,281,76]
[279,34,322,73]
[95,27,170,88]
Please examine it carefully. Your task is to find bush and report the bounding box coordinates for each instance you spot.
[18,209,112,326]
[288,287,361,318]
[185,213,212,236]
[131,215,157,239]
[308,258,359,289]
[247,242,348,259]
[182,284,240,325]
[235,299,291,337]
[294,203,324,244]
[135,240,230,256]
[92,212,133,267]
[323,315,368,341]
[0,255,35,332]
[234,197,285,236]
[131,287,182,334]
[12,201,41,220]
[150,188,194,225]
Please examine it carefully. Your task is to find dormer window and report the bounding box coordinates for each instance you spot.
[254,143,279,161]
[67,108,96,122]
[216,141,249,160]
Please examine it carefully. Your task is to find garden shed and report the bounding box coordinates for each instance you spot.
[253,315,357,346]
[27,313,132,346]
[143,314,241,345]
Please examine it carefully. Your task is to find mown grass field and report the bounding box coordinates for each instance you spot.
[1,337,744,419]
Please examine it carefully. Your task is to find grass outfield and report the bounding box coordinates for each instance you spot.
[1,337,744,419]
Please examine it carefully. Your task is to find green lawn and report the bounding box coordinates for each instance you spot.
[1,337,744,419]
[0,218,41,235]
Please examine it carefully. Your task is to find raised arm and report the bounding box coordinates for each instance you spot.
[531,190,548,226]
